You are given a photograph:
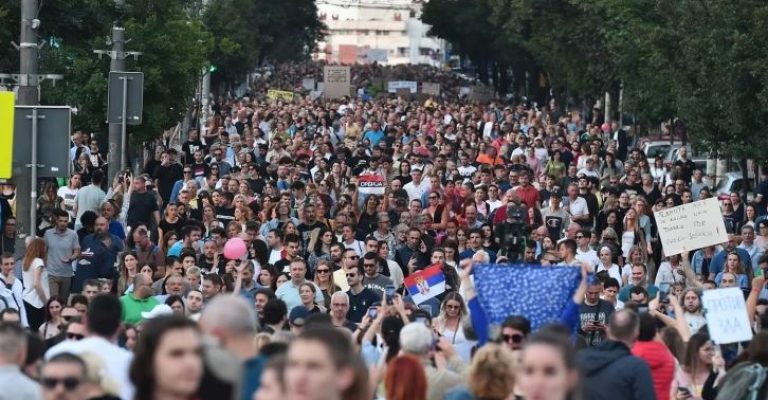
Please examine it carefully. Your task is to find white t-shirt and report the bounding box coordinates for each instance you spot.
[568,196,589,218]
[46,337,134,400]
[22,258,49,308]
[576,248,600,270]
[57,186,79,219]
[595,263,625,287]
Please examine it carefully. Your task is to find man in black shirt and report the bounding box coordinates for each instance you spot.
[181,129,206,164]
[126,176,160,228]
[153,150,183,206]
[345,263,379,323]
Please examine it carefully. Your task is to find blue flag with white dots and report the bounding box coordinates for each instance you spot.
[474,264,582,330]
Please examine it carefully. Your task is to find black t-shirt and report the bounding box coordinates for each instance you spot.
[153,164,183,204]
[182,140,206,163]
[191,162,210,180]
[159,218,184,237]
[127,191,159,227]
[216,206,234,226]
[346,288,380,323]
[297,221,325,252]
[578,299,615,346]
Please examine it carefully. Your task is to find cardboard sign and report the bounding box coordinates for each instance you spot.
[702,287,753,344]
[266,89,295,102]
[387,80,418,94]
[357,174,385,195]
[654,197,728,256]
[323,66,351,99]
[421,82,440,96]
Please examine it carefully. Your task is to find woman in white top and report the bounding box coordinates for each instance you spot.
[595,246,627,287]
[433,292,476,362]
[655,254,687,293]
[21,238,49,331]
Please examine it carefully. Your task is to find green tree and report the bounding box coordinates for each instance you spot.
[32,0,211,145]
[204,0,324,89]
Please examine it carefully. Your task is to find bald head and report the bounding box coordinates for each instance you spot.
[608,309,639,345]
[200,294,258,337]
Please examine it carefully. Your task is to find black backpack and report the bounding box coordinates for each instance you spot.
[716,362,768,400]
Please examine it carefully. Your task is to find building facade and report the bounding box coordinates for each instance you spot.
[314,0,444,66]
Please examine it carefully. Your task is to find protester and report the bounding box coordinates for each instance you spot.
[0,322,42,399]
[129,315,203,400]
[18,60,768,400]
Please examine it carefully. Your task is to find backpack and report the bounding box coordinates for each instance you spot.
[716,362,768,400]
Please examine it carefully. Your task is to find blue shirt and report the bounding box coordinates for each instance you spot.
[709,248,752,277]
[362,130,384,147]
[241,355,267,400]
[275,280,324,313]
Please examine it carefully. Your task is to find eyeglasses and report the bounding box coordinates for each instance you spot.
[502,333,525,343]
[41,377,81,391]
[363,263,376,268]
[445,304,461,310]
[67,332,85,340]
[346,273,357,278]
[575,235,585,239]
[316,269,330,274]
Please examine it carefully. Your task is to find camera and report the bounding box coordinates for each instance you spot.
[494,204,528,262]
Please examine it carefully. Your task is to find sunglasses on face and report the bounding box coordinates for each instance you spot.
[67,332,85,340]
[502,333,525,343]
[316,269,330,274]
[346,273,357,278]
[41,377,81,391]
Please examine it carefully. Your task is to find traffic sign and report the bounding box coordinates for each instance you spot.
[13,106,72,178]
[107,71,143,125]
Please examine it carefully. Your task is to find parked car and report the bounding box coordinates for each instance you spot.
[642,141,679,165]
[714,172,754,201]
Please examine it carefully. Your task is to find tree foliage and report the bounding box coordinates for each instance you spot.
[423,0,768,161]
[204,0,325,89]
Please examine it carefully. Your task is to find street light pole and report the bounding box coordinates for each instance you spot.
[107,0,126,183]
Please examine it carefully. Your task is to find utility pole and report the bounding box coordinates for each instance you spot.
[18,0,39,105]
[95,0,140,183]
[15,0,39,247]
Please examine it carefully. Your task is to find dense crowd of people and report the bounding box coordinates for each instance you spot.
[3,62,768,400]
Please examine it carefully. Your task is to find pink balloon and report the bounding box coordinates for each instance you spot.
[223,237,247,260]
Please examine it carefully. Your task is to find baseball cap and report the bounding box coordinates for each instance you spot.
[289,306,310,327]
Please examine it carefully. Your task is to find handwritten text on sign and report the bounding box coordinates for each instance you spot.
[702,287,753,344]
[653,197,728,256]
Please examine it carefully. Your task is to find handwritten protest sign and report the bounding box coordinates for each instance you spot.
[702,287,753,344]
[323,66,351,99]
[653,197,727,256]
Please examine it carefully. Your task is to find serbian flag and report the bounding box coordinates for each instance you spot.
[405,264,446,304]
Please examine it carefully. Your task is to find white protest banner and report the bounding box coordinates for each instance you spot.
[702,287,753,344]
[357,174,386,195]
[323,66,351,99]
[653,197,728,256]
[387,81,418,94]
[301,78,315,91]
[421,82,440,96]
